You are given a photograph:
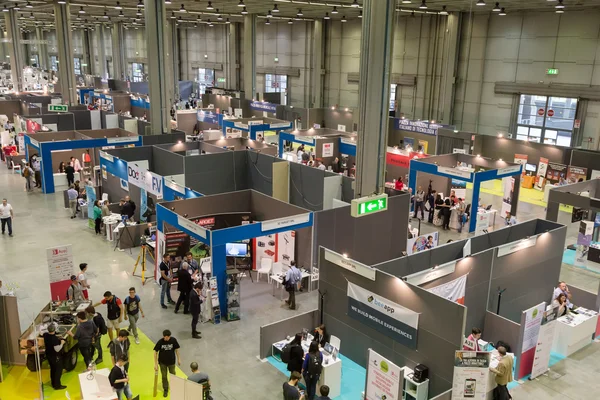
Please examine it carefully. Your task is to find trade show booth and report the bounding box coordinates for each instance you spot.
[388,118,455,155]
[203,137,278,156]
[409,153,523,232]
[221,116,292,141]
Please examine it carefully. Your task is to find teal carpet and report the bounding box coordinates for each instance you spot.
[563,249,576,265]
[267,354,366,399]
[508,351,566,389]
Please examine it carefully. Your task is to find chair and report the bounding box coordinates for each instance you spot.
[101,193,109,202]
[256,257,272,282]
[270,262,283,286]
[11,161,21,175]
[464,203,471,220]
[330,335,341,351]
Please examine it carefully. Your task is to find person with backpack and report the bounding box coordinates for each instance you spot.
[73,311,98,370]
[94,291,124,342]
[284,261,302,310]
[86,305,107,364]
[283,333,304,374]
[302,341,323,400]
[22,162,34,192]
[123,287,145,345]
[66,275,84,302]
[109,330,131,372]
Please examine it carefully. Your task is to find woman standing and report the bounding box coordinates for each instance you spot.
[58,161,66,173]
[286,333,304,375]
[302,341,323,400]
[93,200,102,235]
[442,198,452,230]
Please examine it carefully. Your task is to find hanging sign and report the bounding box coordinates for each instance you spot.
[427,274,468,304]
[197,110,219,124]
[324,248,376,281]
[406,260,456,286]
[261,213,310,231]
[566,166,587,184]
[347,282,419,349]
[365,349,403,400]
[107,135,139,144]
[249,101,277,113]
[498,165,522,176]
[438,166,472,179]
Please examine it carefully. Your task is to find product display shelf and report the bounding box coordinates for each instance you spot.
[225,269,241,321]
[402,367,428,400]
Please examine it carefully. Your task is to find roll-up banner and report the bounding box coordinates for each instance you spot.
[514,154,528,168]
[452,351,492,400]
[530,307,559,380]
[534,157,549,191]
[517,302,546,379]
[347,282,419,349]
[365,349,403,400]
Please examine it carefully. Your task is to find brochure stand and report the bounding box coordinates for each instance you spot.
[226,269,241,321]
[209,277,221,324]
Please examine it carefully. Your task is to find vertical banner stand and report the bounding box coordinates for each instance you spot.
[209,277,221,324]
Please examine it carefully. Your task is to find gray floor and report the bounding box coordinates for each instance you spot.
[1,166,598,400]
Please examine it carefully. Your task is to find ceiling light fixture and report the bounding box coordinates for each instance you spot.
[288,19,293,24]
[170,11,176,19]
[419,0,427,9]
[341,15,347,22]
[297,9,303,16]
[265,19,270,25]
[331,6,338,14]
[351,0,359,7]
[499,7,506,15]
[25,2,32,8]
[238,0,245,7]
[272,4,279,13]
[29,12,34,18]
[358,10,362,18]
[2,6,8,12]
[165,0,171,4]
[103,11,109,18]
[241,6,248,14]
[57,0,66,5]
[476,0,485,6]
[324,12,330,20]
[179,4,186,13]
[439,6,448,15]
[267,10,272,18]
[555,0,565,9]
[79,6,85,13]
[217,12,223,21]
[115,2,122,10]
[207,1,213,10]
[226,18,230,24]
[137,0,144,7]
[119,10,124,18]
[208,19,213,27]
[493,2,501,12]
[402,0,411,3]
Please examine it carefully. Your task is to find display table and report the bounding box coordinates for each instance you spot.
[521,175,535,189]
[78,368,117,400]
[53,173,68,190]
[272,338,342,398]
[552,308,598,357]
[270,270,311,300]
[477,208,498,227]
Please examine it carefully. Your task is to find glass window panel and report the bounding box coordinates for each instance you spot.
[544,129,557,139]
[529,127,542,137]
[548,97,577,110]
[519,94,547,105]
[517,126,529,135]
[390,84,397,111]
[545,118,574,130]
[545,107,576,120]
[518,112,544,126]
[557,131,571,147]
[517,135,529,141]
[529,137,541,143]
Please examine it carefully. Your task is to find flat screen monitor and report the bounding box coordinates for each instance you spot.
[226,243,248,257]
[525,163,536,172]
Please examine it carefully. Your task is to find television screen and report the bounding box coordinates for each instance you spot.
[226,243,248,257]
[525,163,536,172]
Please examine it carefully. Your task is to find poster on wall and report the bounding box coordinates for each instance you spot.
[47,245,74,300]
[418,139,429,154]
[501,177,514,216]
[530,307,559,379]
[566,166,587,184]
[591,170,600,180]
[365,349,403,400]
[253,234,277,270]
[322,142,334,157]
[386,150,428,168]
[452,351,491,400]
[403,137,415,151]
[546,162,568,185]
[534,157,549,191]
[427,274,467,304]
[407,231,438,255]
[475,212,491,235]
[517,302,546,379]
[575,220,593,267]
[514,154,528,167]
[276,231,295,267]
[337,124,346,132]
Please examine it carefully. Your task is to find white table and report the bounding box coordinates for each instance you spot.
[552,308,598,357]
[272,338,342,398]
[78,368,117,400]
[53,172,68,190]
[478,208,498,227]
[270,271,311,300]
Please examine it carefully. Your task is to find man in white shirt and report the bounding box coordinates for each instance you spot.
[317,160,326,171]
[0,198,14,236]
[285,261,302,310]
[67,185,78,219]
[553,281,574,309]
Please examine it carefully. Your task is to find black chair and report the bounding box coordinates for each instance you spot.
[464,203,471,219]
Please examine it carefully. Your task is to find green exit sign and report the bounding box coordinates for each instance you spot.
[546,68,559,75]
[217,77,226,83]
[48,104,68,112]
[351,193,388,218]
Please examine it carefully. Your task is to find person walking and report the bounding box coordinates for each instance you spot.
[283,371,305,400]
[189,282,203,339]
[0,198,14,236]
[67,185,78,219]
[86,305,107,364]
[43,324,73,390]
[159,254,175,309]
[457,198,466,233]
[153,329,181,398]
[302,341,323,400]
[109,355,133,400]
[78,263,91,299]
[23,162,34,192]
[93,200,102,235]
[123,287,145,345]
[93,291,123,342]
[413,186,425,219]
[489,346,513,400]
[285,261,302,310]
[65,162,75,186]
[174,262,193,315]
[109,329,131,372]
[74,311,98,370]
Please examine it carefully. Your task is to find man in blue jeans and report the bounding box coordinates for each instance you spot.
[159,254,175,309]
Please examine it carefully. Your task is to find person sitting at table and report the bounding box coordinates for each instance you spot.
[144,222,153,237]
[463,327,482,351]
[505,211,517,226]
[552,293,570,317]
[394,177,404,191]
[286,333,304,374]
[553,281,573,310]
[311,324,330,348]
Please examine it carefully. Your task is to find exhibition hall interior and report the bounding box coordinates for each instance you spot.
[3,0,600,399]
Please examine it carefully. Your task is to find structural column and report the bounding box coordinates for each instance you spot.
[35,27,48,70]
[83,29,93,75]
[243,15,256,99]
[145,0,173,134]
[54,2,77,105]
[225,23,239,90]
[440,13,460,125]
[311,20,324,108]
[355,0,396,198]
[170,20,180,100]
[5,9,24,91]
[179,26,188,82]
[111,22,125,80]
[97,25,108,79]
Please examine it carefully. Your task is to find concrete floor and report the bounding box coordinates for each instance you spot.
[1,167,598,400]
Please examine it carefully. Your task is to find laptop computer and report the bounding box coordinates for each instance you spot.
[485,205,492,211]
[323,342,334,356]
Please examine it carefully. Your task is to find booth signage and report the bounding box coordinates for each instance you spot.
[437,166,471,179]
[517,302,546,379]
[365,349,403,400]
[262,213,310,231]
[247,120,264,126]
[107,136,139,144]
[294,137,315,145]
[347,282,419,349]
[324,249,376,281]
[322,142,334,157]
[497,165,522,176]
[148,171,163,199]
[351,193,388,218]
[48,104,68,112]
[406,261,456,286]
[341,138,356,146]
[234,122,248,130]
[250,101,277,113]
[165,179,185,194]
[99,151,114,162]
[47,244,74,300]
[395,119,447,136]
[451,351,491,400]
[127,163,146,188]
[197,110,219,124]
[453,148,467,154]
[178,215,207,239]
[269,122,291,129]
[29,138,39,148]
[120,179,129,191]
[497,236,537,257]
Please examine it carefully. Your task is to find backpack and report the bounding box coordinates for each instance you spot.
[281,343,294,363]
[94,313,108,335]
[307,353,322,376]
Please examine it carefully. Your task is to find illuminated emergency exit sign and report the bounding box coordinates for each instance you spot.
[351,193,388,218]
[546,68,559,75]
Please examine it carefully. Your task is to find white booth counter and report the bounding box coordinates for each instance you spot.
[53,172,68,190]
[552,307,598,357]
[272,337,342,398]
[78,368,117,400]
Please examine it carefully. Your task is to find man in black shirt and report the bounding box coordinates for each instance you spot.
[73,311,98,370]
[153,329,181,398]
[65,163,75,186]
[283,371,304,400]
[125,195,136,220]
[43,324,73,390]
[109,354,133,400]
[189,282,203,339]
[174,263,193,315]
[159,254,174,309]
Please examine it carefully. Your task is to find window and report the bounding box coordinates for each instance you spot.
[265,74,288,105]
[30,54,39,67]
[516,94,578,146]
[131,62,145,82]
[73,57,81,75]
[389,84,397,111]
[197,68,214,95]
[50,55,58,72]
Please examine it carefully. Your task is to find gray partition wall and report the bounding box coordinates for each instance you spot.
[184,151,248,195]
[152,146,184,177]
[141,132,186,146]
[259,310,320,359]
[319,248,466,396]
[289,162,326,212]
[545,179,600,222]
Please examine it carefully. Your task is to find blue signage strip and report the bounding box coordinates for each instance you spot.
[395,119,454,136]
[197,110,220,124]
[339,141,356,156]
[250,101,278,113]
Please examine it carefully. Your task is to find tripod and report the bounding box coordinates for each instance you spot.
[113,218,134,254]
[133,244,154,285]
